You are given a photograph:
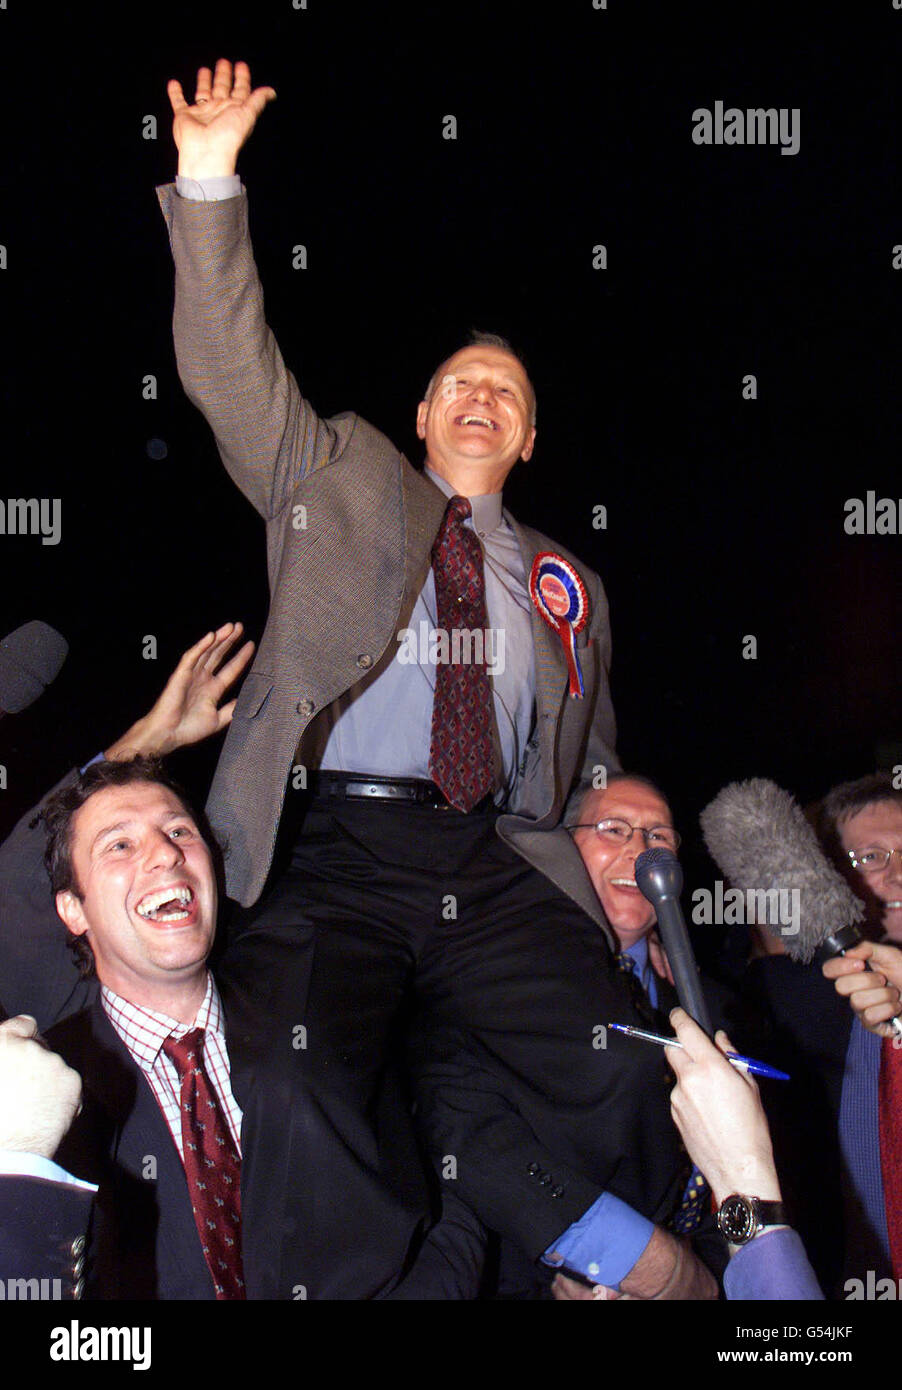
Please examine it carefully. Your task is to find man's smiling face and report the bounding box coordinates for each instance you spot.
[572,779,676,949]
[840,799,902,942]
[416,344,536,492]
[55,781,217,1006]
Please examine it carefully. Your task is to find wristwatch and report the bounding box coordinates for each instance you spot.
[715,1194,787,1244]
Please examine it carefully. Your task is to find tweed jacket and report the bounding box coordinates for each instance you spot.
[157,186,619,931]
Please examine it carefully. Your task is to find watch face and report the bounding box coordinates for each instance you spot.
[717,1194,755,1243]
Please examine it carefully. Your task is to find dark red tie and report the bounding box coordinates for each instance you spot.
[879,1036,902,1277]
[163,1028,245,1300]
[429,495,494,812]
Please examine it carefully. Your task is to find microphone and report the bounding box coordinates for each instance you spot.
[700,778,902,1040]
[635,847,714,1036]
[0,621,68,716]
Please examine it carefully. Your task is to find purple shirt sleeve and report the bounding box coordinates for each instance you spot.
[724,1228,824,1300]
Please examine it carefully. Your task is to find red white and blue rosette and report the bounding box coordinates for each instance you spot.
[529,552,589,699]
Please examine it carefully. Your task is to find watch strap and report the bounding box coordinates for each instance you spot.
[716,1193,788,1244]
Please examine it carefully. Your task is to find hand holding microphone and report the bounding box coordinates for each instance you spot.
[823,939,902,1039]
[634,847,714,1036]
[700,777,902,1041]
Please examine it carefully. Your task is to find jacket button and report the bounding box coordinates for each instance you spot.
[356,654,372,669]
[72,1278,85,1300]
[70,1236,85,1257]
[527,1162,541,1176]
[73,1255,85,1278]
[538,1172,552,1186]
[296,698,315,717]
[551,1185,565,1198]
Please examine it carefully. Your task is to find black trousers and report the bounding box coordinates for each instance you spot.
[220,792,687,1296]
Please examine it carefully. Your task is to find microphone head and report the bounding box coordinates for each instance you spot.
[0,621,68,714]
[635,847,684,903]
[700,777,865,964]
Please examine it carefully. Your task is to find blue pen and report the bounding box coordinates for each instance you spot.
[607,1022,791,1081]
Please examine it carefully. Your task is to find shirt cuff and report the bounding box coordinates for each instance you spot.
[0,1150,98,1193]
[175,174,243,201]
[542,1191,655,1288]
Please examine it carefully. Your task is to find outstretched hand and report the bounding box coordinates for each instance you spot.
[106,622,254,761]
[167,59,276,179]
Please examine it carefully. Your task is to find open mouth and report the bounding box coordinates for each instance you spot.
[135,885,195,923]
[610,877,639,890]
[454,414,498,431]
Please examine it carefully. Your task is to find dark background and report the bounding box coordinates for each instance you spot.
[1,0,898,961]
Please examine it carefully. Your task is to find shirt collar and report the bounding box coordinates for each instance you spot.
[101,972,223,1072]
[425,465,504,538]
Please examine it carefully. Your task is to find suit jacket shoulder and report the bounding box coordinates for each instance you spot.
[49,1002,215,1300]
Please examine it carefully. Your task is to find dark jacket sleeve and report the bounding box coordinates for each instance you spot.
[0,770,97,1030]
[0,1174,92,1297]
[412,1029,608,1262]
[385,1190,487,1300]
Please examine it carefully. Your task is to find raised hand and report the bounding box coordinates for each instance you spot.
[105,622,255,761]
[167,59,276,179]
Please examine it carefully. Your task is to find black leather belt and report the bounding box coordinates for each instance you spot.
[309,772,494,813]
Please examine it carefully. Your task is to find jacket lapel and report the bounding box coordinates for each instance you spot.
[400,462,449,612]
[506,512,570,773]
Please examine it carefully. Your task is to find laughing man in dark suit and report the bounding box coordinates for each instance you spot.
[0,634,485,1299]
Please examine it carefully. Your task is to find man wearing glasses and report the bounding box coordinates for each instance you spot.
[821,772,902,945]
[568,772,681,966]
[413,773,720,1299]
[744,771,902,1296]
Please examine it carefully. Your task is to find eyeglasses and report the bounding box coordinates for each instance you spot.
[567,818,681,852]
[847,846,902,874]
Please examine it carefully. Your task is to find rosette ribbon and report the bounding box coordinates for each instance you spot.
[528,552,589,699]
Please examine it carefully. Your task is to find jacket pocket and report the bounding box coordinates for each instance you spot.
[232,671,275,720]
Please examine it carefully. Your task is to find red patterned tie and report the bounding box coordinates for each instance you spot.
[879,1036,902,1277]
[429,495,495,812]
[163,1028,245,1300]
